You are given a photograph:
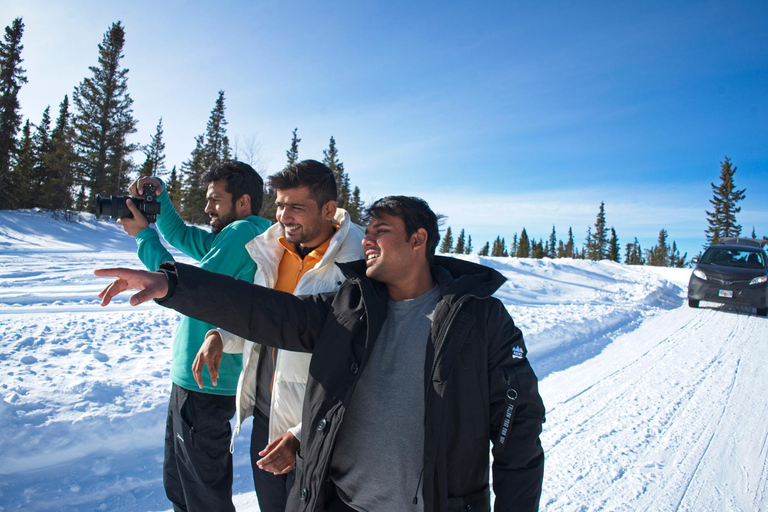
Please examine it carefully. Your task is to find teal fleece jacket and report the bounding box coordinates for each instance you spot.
[135,181,271,395]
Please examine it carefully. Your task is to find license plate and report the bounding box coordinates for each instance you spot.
[719,290,733,298]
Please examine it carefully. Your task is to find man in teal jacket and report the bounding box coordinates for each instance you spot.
[118,161,271,512]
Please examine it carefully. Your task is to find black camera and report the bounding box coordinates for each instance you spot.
[95,183,162,223]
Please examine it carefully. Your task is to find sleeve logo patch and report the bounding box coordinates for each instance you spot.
[512,346,524,359]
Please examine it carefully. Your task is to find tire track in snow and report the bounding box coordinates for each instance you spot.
[543,306,717,455]
[673,355,741,511]
[600,308,748,512]
[539,304,768,512]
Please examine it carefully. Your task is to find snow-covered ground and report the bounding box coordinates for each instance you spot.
[1,209,766,511]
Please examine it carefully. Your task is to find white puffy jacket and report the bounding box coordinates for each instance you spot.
[217,208,364,445]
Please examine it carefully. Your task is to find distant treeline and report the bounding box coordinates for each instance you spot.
[441,157,765,267]
[439,202,689,267]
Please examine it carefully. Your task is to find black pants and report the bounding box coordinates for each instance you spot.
[163,383,237,512]
[251,408,296,512]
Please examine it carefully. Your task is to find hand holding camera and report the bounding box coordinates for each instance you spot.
[95,178,162,224]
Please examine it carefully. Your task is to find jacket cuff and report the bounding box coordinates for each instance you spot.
[288,423,302,443]
[135,226,158,243]
[156,261,178,303]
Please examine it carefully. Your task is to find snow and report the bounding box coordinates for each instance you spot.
[1,209,766,511]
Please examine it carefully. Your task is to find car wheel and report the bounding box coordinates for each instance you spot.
[757,307,768,317]
[688,299,699,308]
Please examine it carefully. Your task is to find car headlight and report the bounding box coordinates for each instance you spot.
[693,269,707,280]
[749,276,767,285]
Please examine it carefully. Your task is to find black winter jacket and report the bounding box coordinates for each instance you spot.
[159,256,546,512]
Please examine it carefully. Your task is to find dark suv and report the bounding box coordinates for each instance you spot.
[688,238,768,316]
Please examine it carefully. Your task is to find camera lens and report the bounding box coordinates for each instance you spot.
[95,194,110,219]
[94,194,131,220]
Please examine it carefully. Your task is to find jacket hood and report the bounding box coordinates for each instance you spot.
[245,208,363,283]
[338,255,507,302]
[431,255,507,300]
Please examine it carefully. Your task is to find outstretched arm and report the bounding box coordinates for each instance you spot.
[95,262,332,354]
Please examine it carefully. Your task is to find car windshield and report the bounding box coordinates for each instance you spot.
[700,248,766,269]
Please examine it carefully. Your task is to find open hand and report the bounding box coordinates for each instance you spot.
[94,267,169,306]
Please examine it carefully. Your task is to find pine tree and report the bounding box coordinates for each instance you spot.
[585,227,594,260]
[648,229,669,266]
[0,17,27,208]
[286,127,300,165]
[478,241,490,256]
[202,91,231,166]
[705,156,746,245]
[491,236,507,257]
[9,119,32,207]
[587,202,608,260]
[72,21,137,208]
[516,228,530,258]
[27,106,53,207]
[625,237,645,265]
[548,226,557,258]
[454,229,466,254]
[180,92,233,223]
[440,227,454,253]
[564,227,575,258]
[323,136,350,208]
[669,242,687,268]
[465,235,472,255]
[139,118,166,177]
[348,186,364,224]
[510,233,518,258]
[557,240,565,258]
[166,165,182,210]
[323,136,344,202]
[43,95,77,211]
[531,239,545,259]
[180,135,207,223]
[608,227,620,262]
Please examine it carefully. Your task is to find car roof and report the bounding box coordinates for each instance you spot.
[716,237,768,249]
[707,244,765,252]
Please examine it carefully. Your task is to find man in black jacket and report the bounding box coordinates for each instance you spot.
[96,196,546,512]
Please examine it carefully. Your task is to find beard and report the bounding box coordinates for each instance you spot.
[210,209,237,234]
[282,220,322,246]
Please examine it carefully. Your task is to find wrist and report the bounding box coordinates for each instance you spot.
[156,262,177,302]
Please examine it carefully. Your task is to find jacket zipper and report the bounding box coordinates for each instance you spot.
[413,294,477,504]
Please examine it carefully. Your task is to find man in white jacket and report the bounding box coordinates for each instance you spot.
[191,159,364,512]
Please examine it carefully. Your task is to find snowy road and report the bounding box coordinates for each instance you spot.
[539,302,768,511]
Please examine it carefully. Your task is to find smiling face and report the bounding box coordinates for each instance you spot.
[363,212,424,285]
[275,186,336,248]
[204,180,237,234]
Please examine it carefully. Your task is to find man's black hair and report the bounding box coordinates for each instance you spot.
[363,196,444,263]
[202,160,264,215]
[267,159,337,209]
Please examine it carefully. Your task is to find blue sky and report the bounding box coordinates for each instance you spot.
[3,0,767,259]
